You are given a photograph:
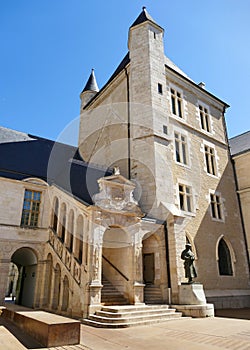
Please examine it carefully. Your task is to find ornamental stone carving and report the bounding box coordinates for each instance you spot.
[93,174,143,217]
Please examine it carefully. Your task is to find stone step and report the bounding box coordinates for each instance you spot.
[101,289,123,293]
[144,285,164,304]
[101,305,171,313]
[144,290,162,295]
[96,307,177,318]
[89,311,182,324]
[101,275,128,305]
[83,314,183,328]
[101,298,128,304]
[82,304,184,328]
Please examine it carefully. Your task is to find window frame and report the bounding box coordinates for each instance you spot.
[210,192,224,221]
[21,189,42,227]
[199,104,211,133]
[174,131,188,165]
[170,87,183,118]
[204,144,217,176]
[178,183,193,213]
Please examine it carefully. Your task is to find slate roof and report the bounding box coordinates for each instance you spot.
[82,69,99,93]
[229,130,250,156]
[130,7,161,29]
[0,126,111,204]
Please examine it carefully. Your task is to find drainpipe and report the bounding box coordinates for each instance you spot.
[125,67,131,180]
[164,221,172,303]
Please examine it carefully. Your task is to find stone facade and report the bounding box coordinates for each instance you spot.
[0,9,249,322]
[78,9,250,308]
[230,132,250,270]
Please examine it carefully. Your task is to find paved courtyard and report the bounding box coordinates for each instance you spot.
[0,309,249,350]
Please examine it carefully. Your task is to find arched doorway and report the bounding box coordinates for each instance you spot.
[142,234,164,304]
[102,227,131,302]
[11,247,38,308]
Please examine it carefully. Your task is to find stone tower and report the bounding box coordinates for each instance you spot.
[128,7,171,216]
[78,8,170,216]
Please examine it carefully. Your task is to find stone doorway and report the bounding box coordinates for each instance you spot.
[143,253,155,284]
[102,227,131,303]
[142,233,164,304]
[10,247,37,308]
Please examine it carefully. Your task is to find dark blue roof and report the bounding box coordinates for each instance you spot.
[0,127,111,204]
[130,7,161,29]
[229,130,250,156]
[82,69,99,93]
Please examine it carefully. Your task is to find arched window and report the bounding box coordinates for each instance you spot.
[52,197,59,232]
[218,239,233,276]
[74,215,83,264]
[67,210,74,252]
[59,203,67,243]
[61,275,69,311]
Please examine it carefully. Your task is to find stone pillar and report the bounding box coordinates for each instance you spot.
[58,275,64,312]
[88,223,105,314]
[167,214,186,304]
[0,259,11,304]
[48,266,55,310]
[131,227,145,304]
[33,259,47,308]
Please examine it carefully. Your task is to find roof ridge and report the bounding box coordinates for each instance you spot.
[229,130,250,140]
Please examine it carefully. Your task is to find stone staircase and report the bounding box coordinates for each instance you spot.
[144,284,164,304]
[83,305,183,328]
[101,275,128,305]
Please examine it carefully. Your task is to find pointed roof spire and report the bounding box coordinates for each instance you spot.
[82,69,99,93]
[130,6,160,29]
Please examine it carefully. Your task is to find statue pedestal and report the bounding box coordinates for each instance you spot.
[179,283,206,305]
[171,283,214,318]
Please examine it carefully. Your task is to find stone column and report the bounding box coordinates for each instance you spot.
[0,259,11,304]
[58,275,64,312]
[167,214,186,304]
[132,226,145,304]
[88,223,105,315]
[48,266,55,310]
[33,259,47,308]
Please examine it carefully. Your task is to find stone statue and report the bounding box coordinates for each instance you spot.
[181,243,197,283]
[113,166,120,175]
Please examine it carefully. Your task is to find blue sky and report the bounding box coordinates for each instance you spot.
[1,0,250,144]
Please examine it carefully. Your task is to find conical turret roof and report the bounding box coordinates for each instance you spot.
[82,69,99,93]
[130,6,160,29]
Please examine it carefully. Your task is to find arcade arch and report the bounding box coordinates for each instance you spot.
[9,247,38,308]
[102,227,131,298]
